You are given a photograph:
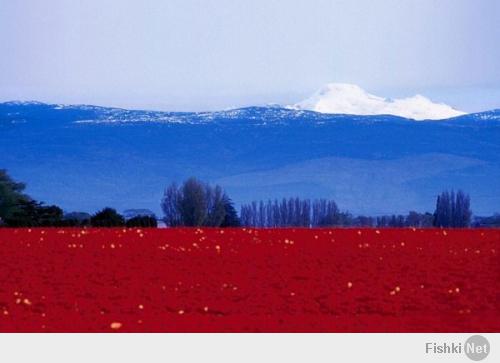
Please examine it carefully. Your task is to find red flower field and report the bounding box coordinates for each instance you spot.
[0,228,498,332]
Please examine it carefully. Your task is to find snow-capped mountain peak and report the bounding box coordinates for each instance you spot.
[290,83,466,120]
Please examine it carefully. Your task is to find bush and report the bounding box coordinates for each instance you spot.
[90,208,125,227]
[63,212,91,227]
[126,215,158,227]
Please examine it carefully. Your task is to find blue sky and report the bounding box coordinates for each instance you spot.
[0,0,499,112]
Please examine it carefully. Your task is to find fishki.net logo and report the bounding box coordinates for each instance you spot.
[426,335,490,361]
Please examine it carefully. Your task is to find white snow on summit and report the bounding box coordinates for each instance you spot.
[290,83,466,120]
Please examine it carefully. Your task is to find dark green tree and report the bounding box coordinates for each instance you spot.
[4,199,64,227]
[205,184,226,227]
[220,196,241,227]
[0,169,30,222]
[179,178,208,226]
[434,190,471,227]
[454,190,472,227]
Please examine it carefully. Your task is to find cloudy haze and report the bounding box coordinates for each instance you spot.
[0,0,499,111]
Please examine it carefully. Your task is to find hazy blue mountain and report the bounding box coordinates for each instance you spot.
[1,101,499,215]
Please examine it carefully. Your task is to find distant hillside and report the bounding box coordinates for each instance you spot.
[1,101,499,215]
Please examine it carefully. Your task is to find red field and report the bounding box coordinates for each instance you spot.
[0,228,498,332]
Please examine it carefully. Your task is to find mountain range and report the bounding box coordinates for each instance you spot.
[1,91,499,216]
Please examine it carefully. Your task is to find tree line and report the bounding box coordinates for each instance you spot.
[239,191,473,228]
[240,199,433,228]
[1,169,496,228]
[0,169,156,227]
[240,199,350,227]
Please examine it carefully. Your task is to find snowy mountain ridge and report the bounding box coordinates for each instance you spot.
[2,98,499,125]
[291,83,466,120]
